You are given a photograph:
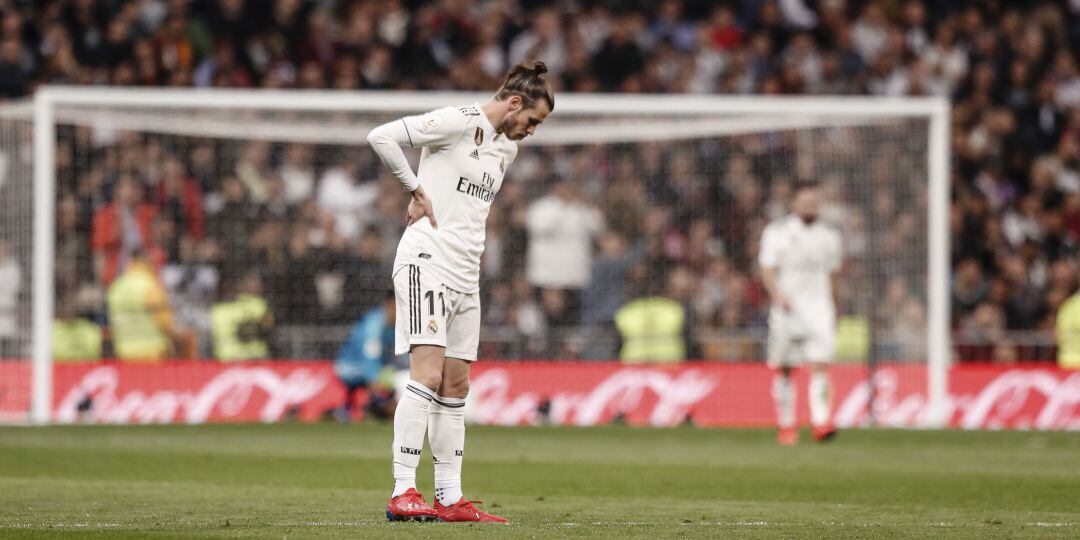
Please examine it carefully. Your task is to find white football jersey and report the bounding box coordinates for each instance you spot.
[759,215,842,322]
[393,104,518,293]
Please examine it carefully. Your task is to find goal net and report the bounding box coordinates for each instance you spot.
[0,88,949,426]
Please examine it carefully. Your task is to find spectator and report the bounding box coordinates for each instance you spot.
[582,233,646,327]
[154,155,205,257]
[92,176,159,285]
[207,176,259,274]
[508,8,565,76]
[590,15,644,91]
[0,0,1076,362]
[341,226,390,321]
[317,156,377,241]
[526,179,603,325]
[279,143,315,205]
[55,196,93,294]
[267,226,321,325]
[236,141,273,204]
[161,238,221,359]
[0,36,31,97]
[707,5,744,51]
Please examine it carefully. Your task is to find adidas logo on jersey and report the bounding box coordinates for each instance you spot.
[468,149,479,160]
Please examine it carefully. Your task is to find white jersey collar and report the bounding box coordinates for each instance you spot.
[475,102,498,140]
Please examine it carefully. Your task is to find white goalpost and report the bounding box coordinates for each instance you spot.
[5,87,949,426]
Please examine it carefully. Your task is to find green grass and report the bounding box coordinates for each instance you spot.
[0,424,1078,538]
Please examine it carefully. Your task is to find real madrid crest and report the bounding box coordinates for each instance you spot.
[474,127,484,146]
[428,319,439,334]
[499,157,505,173]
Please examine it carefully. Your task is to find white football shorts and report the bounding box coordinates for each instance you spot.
[393,264,481,361]
[767,309,835,368]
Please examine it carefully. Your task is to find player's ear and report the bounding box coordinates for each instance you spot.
[508,95,522,111]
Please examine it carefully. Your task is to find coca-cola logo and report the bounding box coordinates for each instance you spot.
[26,361,1080,430]
[959,370,1080,430]
[55,366,332,424]
[469,367,716,427]
[834,368,1080,430]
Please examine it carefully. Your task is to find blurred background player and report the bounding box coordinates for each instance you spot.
[333,288,409,422]
[367,62,553,523]
[759,182,842,445]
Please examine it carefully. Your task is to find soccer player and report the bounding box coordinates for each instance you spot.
[366,62,553,523]
[759,182,842,446]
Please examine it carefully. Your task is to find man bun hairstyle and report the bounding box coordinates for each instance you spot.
[496,61,555,112]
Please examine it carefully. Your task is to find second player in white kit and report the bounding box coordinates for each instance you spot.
[366,62,553,523]
[759,182,842,445]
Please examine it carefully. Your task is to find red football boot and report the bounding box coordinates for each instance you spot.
[812,424,837,443]
[435,498,507,523]
[777,426,798,446]
[386,488,440,522]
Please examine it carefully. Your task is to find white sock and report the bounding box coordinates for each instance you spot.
[809,371,831,427]
[429,395,466,506]
[772,373,795,429]
[391,380,434,498]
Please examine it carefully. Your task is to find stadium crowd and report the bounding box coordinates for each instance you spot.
[0,0,1079,363]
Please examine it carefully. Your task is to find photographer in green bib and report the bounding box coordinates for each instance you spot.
[211,270,274,361]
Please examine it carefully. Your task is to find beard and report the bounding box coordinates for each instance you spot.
[500,111,522,140]
[799,213,818,224]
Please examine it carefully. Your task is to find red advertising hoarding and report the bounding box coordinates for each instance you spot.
[0,361,1077,429]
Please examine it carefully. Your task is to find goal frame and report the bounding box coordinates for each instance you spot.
[28,86,951,426]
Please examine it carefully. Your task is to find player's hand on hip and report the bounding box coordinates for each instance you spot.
[406,187,437,229]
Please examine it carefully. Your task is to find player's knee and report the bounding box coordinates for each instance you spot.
[441,377,469,399]
[415,372,442,393]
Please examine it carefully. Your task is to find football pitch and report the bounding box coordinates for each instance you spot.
[1,423,1078,538]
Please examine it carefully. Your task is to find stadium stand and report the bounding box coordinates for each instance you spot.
[0,0,1078,362]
